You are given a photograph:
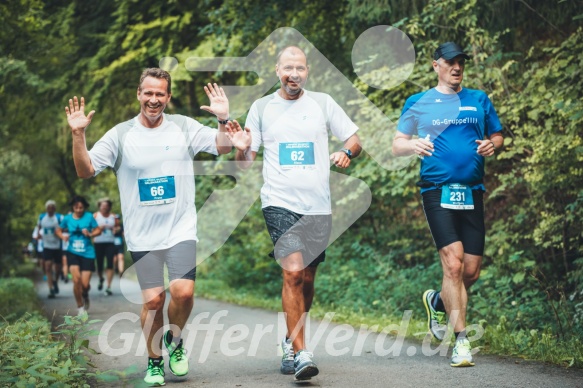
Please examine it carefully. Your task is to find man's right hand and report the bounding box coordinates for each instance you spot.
[412,137,434,158]
[65,96,95,134]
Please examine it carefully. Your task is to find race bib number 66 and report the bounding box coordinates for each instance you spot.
[138,176,176,206]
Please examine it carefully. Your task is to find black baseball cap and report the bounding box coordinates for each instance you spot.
[433,42,470,60]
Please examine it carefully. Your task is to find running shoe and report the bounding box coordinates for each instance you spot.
[98,277,104,291]
[294,350,319,381]
[77,306,86,317]
[164,331,188,376]
[82,291,90,310]
[144,358,165,386]
[450,338,475,367]
[105,288,113,296]
[48,291,56,299]
[53,280,59,294]
[280,337,294,375]
[423,289,447,341]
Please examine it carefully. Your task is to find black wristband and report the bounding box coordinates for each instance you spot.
[218,117,229,125]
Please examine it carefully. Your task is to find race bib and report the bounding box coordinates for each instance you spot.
[279,142,315,170]
[114,237,123,246]
[441,184,474,210]
[138,176,176,206]
[71,238,86,253]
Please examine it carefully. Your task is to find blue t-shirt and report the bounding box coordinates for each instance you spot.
[60,212,98,259]
[397,88,503,192]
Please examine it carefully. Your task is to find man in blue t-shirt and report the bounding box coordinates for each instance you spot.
[392,42,504,367]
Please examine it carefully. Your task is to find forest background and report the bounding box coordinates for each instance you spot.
[1,0,582,366]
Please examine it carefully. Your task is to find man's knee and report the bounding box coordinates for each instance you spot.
[440,245,464,279]
[144,293,165,311]
[283,270,304,289]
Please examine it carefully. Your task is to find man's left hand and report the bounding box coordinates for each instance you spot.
[476,139,495,157]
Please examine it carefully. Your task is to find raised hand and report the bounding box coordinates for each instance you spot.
[200,83,230,120]
[65,96,95,134]
[225,120,252,151]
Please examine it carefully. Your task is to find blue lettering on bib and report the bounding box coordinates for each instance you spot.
[279,142,315,169]
[138,176,176,206]
[441,184,474,209]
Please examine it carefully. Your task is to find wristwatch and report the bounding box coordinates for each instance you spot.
[217,117,229,125]
[340,148,353,159]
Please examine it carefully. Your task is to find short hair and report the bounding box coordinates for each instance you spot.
[97,197,112,209]
[70,195,90,209]
[138,68,171,94]
[276,46,308,66]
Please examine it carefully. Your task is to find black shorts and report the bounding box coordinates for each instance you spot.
[262,206,332,268]
[95,243,116,271]
[422,189,485,255]
[43,248,62,264]
[114,243,124,255]
[67,252,96,272]
[130,240,197,290]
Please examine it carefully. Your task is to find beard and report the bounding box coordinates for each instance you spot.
[280,75,305,96]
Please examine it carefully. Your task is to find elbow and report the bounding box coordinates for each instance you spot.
[217,145,233,155]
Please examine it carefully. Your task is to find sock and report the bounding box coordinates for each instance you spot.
[455,331,467,341]
[166,330,181,347]
[149,356,163,366]
[432,291,445,312]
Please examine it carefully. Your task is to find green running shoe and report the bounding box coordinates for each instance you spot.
[423,289,447,340]
[164,331,188,376]
[144,358,165,386]
[450,338,475,367]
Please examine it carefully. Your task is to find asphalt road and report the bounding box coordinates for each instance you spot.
[37,274,583,387]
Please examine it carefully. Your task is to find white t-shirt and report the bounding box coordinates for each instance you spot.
[246,90,358,215]
[38,213,62,250]
[89,114,218,251]
[93,212,116,244]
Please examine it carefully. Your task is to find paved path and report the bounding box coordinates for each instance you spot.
[37,274,583,387]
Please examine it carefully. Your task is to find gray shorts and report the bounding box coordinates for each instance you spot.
[262,206,332,268]
[129,240,196,290]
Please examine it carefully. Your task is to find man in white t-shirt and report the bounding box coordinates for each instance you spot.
[64,68,242,386]
[226,46,362,381]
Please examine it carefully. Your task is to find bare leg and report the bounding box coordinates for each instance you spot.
[141,287,166,358]
[303,266,318,312]
[281,252,308,352]
[439,242,467,333]
[167,279,195,338]
[69,265,83,307]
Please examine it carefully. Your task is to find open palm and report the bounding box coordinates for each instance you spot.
[65,96,95,133]
[200,83,229,120]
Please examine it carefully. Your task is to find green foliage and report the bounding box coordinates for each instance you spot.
[0,278,39,321]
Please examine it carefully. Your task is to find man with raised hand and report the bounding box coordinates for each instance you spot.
[226,46,361,381]
[392,42,503,367]
[64,68,242,386]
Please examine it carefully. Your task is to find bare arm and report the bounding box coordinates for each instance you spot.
[330,133,362,169]
[200,83,233,155]
[65,96,96,178]
[55,227,68,242]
